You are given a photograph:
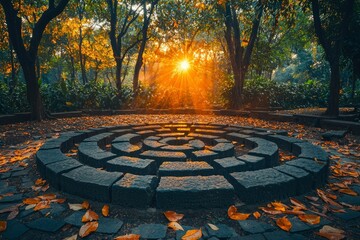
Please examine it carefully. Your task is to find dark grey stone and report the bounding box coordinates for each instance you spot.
[60,166,123,202]
[209,142,235,157]
[213,157,247,173]
[192,150,219,161]
[26,218,65,232]
[141,150,187,162]
[292,142,329,162]
[112,133,141,143]
[286,158,328,188]
[338,195,360,206]
[2,220,29,239]
[0,194,23,203]
[143,139,166,149]
[288,217,311,232]
[132,224,167,239]
[45,159,83,189]
[204,223,237,238]
[11,170,29,177]
[226,133,250,144]
[0,172,11,180]
[97,217,123,234]
[237,220,275,234]
[189,140,206,150]
[265,135,303,152]
[40,203,65,217]
[263,231,307,240]
[333,209,360,221]
[64,211,85,227]
[106,156,156,175]
[111,142,142,156]
[274,164,312,194]
[159,161,215,176]
[36,149,70,177]
[230,169,296,203]
[112,174,158,207]
[157,132,186,138]
[187,133,218,144]
[247,138,279,167]
[83,132,114,146]
[133,125,162,131]
[194,128,226,136]
[322,130,347,140]
[156,175,235,209]
[237,154,266,170]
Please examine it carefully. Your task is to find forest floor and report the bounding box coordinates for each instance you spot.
[0,114,359,240]
[278,107,358,117]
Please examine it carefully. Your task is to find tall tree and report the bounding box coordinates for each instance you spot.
[0,0,70,120]
[133,0,158,95]
[311,0,355,116]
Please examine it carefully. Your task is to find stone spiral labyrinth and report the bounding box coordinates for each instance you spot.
[35,122,329,209]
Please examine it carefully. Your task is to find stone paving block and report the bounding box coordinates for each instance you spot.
[78,141,116,167]
[247,138,279,167]
[237,155,266,170]
[189,139,206,149]
[188,133,218,144]
[107,156,156,175]
[112,174,158,207]
[83,132,114,146]
[263,231,307,240]
[265,135,303,152]
[45,159,83,189]
[64,211,85,227]
[194,128,226,136]
[132,224,167,239]
[288,217,312,232]
[338,195,360,206]
[203,223,238,239]
[292,142,329,162]
[226,133,250,144]
[112,133,141,143]
[97,217,124,234]
[334,209,360,221]
[40,203,66,217]
[141,150,187,162]
[61,166,123,202]
[213,157,247,173]
[159,161,215,176]
[192,149,218,161]
[112,142,142,156]
[26,217,65,232]
[143,139,166,149]
[36,149,70,177]
[2,219,29,239]
[132,125,162,131]
[136,130,156,137]
[274,164,312,194]
[237,220,275,234]
[209,142,235,157]
[322,130,347,141]
[286,158,328,188]
[230,169,296,203]
[11,169,29,177]
[40,136,73,152]
[0,193,23,203]
[157,132,186,138]
[160,144,194,154]
[156,175,235,208]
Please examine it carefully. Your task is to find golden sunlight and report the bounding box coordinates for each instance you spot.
[178,59,190,72]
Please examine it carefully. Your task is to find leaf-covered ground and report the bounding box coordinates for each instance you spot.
[0,114,359,240]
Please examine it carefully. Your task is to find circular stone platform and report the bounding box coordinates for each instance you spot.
[35,122,329,209]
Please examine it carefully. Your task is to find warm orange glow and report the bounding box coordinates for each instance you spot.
[178,59,190,72]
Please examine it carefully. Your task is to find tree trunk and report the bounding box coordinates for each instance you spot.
[326,59,341,116]
[115,59,122,91]
[9,42,17,93]
[70,56,76,82]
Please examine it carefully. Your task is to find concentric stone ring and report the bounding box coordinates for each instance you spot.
[35,122,329,209]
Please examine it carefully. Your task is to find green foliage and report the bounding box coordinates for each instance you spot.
[0,81,29,114]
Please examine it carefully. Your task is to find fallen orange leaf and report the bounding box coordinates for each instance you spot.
[102,204,109,217]
[38,194,56,200]
[271,201,288,212]
[79,221,98,238]
[164,211,184,222]
[253,211,261,219]
[259,207,283,215]
[276,216,292,232]
[168,221,184,231]
[34,200,51,211]
[290,198,307,210]
[114,234,141,240]
[82,201,90,210]
[23,197,41,205]
[0,221,6,232]
[315,225,345,240]
[68,203,83,211]
[82,210,99,222]
[338,188,358,196]
[181,229,202,240]
[228,205,250,220]
[35,178,46,186]
[298,214,321,225]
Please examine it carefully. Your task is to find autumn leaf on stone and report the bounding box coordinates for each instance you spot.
[259,207,283,215]
[82,210,99,222]
[168,221,184,231]
[164,211,184,222]
[102,204,109,217]
[271,201,289,212]
[82,201,90,210]
[35,178,46,186]
[38,193,57,200]
[113,234,141,240]
[227,205,250,220]
[276,216,292,231]
[208,223,219,231]
[34,200,51,211]
[316,225,345,240]
[338,188,358,196]
[290,198,307,210]
[181,229,202,240]
[0,221,7,232]
[298,214,321,225]
[23,197,41,205]
[68,203,84,211]
[79,221,98,238]
[253,211,261,219]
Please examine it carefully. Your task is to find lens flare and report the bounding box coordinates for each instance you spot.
[178,59,190,71]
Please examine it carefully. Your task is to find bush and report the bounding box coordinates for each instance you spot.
[0,81,29,114]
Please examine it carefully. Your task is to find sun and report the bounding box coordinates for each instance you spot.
[178,59,190,72]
